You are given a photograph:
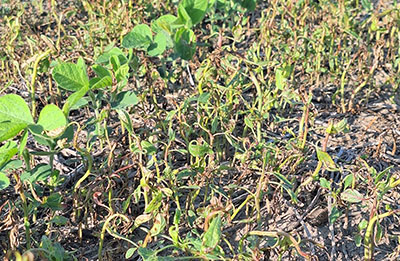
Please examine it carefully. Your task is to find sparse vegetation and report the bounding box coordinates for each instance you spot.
[1,0,400,260]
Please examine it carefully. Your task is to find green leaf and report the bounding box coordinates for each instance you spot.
[177,3,193,28]
[329,206,341,224]
[42,193,62,210]
[50,215,68,226]
[89,76,112,90]
[0,160,22,172]
[180,0,208,26]
[343,174,354,189]
[341,189,364,203]
[202,214,222,250]
[320,177,331,189]
[316,148,337,171]
[141,140,157,155]
[238,0,256,11]
[147,32,167,57]
[96,47,127,65]
[92,64,112,78]
[125,248,137,259]
[198,92,210,104]
[122,24,153,50]
[37,104,67,136]
[21,163,52,183]
[53,62,89,91]
[358,219,368,230]
[275,68,286,90]
[355,234,362,247]
[0,172,10,190]
[152,15,178,45]
[115,64,130,82]
[62,85,89,115]
[174,28,196,60]
[0,141,18,167]
[145,191,162,213]
[138,247,157,261]
[0,94,34,142]
[188,140,211,157]
[111,91,139,109]
[326,119,349,134]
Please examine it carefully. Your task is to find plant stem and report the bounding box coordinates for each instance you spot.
[13,173,31,249]
[30,49,51,118]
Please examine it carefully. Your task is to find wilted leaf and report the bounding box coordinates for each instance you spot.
[341,189,364,203]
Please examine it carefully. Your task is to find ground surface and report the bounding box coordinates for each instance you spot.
[0,0,400,260]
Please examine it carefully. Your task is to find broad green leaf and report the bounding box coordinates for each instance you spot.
[53,62,89,91]
[343,174,354,189]
[169,226,179,245]
[89,76,112,90]
[21,163,52,183]
[96,47,127,65]
[37,104,67,136]
[238,0,256,11]
[358,219,368,230]
[244,116,254,129]
[50,215,68,226]
[0,172,10,190]
[0,94,34,142]
[111,91,139,109]
[0,141,18,167]
[275,68,286,90]
[145,191,162,213]
[137,247,157,261]
[125,248,137,259]
[92,64,112,78]
[115,64,129,82]
[147,32,167,57]
[0,160,22,172]
[110,55,121,72]
[151,15,178,35]
[198,92,210,104]
[329,206,341,224]
[174,28,196,60]
[320,177,331,189]
[77,57,87,72]
[341,189,364,203]
[180,0,208,26]
[189,140,211,157]
[141,140,157,155]
[202,214,222,250]
[62,85,89,115]
[122,24,153,50]
[177,4,193,28]
[42,193,62,210]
